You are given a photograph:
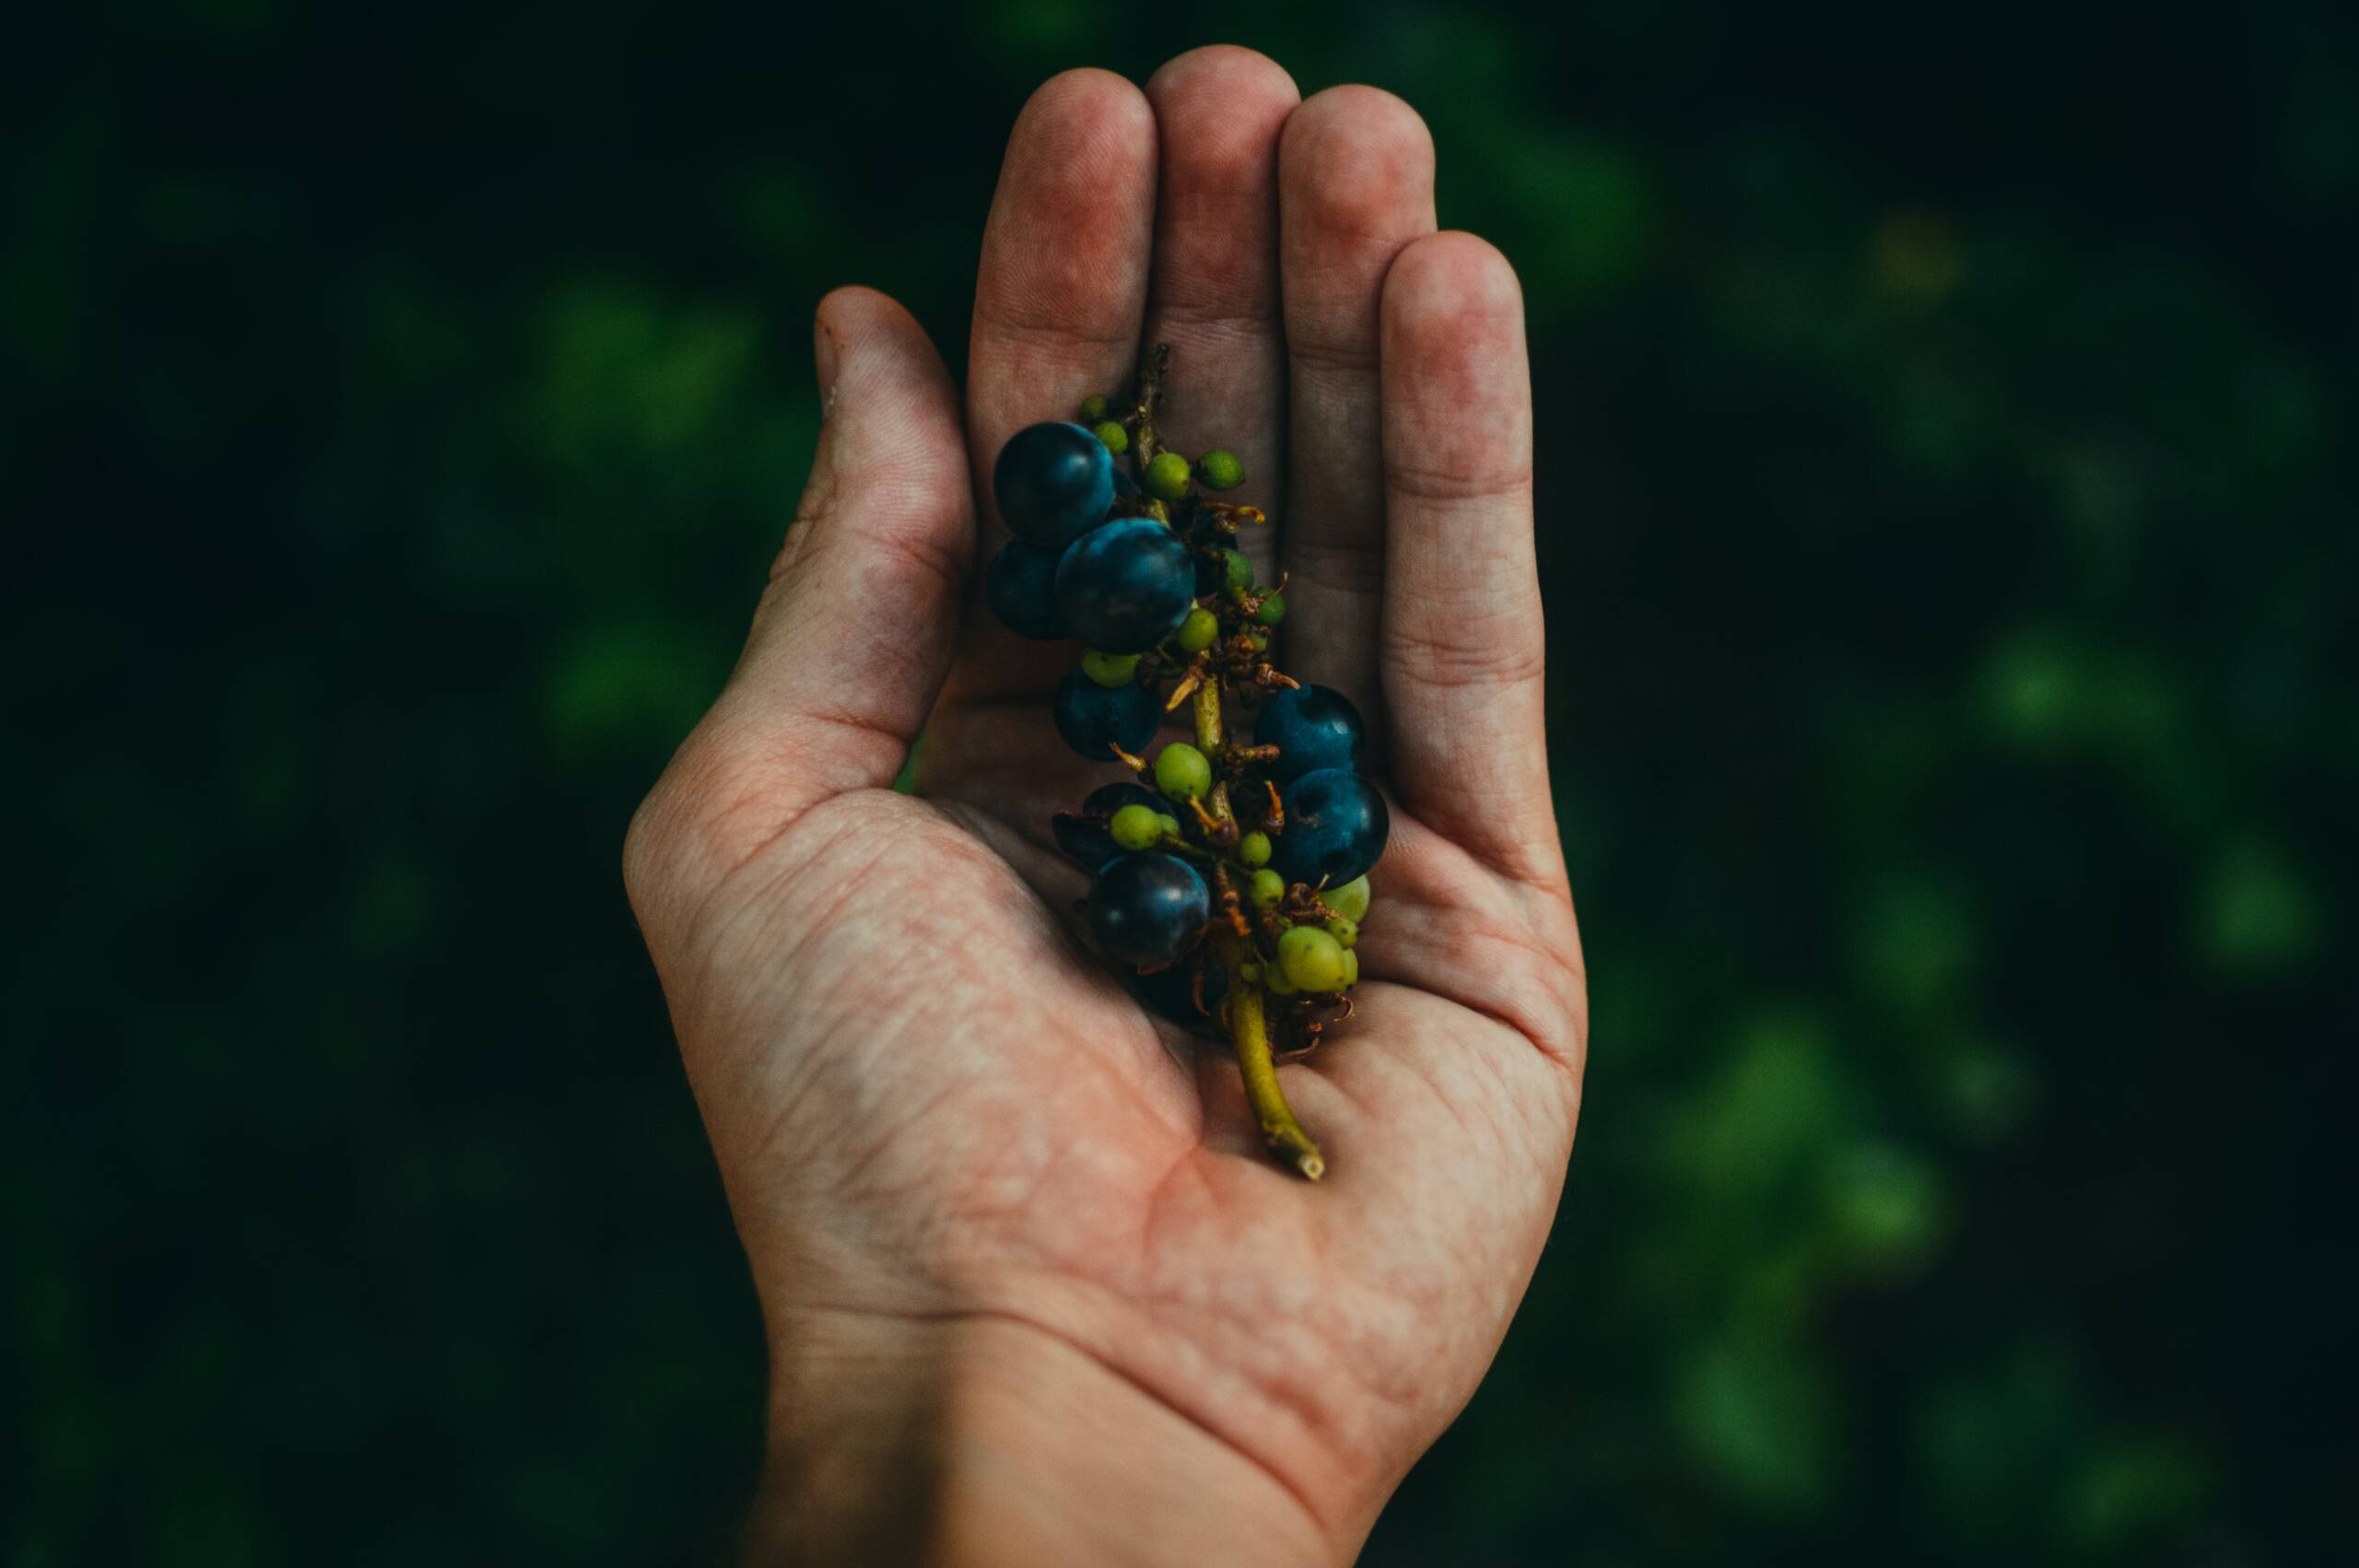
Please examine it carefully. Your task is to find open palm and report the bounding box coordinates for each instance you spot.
[626,48,1586,1565]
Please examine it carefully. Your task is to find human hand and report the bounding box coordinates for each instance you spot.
[624,47,1586,1567]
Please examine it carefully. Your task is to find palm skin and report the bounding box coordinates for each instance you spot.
[625,49,1587,1567]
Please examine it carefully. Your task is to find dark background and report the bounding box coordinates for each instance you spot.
[8,0,2354,1562]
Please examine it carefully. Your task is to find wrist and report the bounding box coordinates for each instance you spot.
[747,1308,1337,1568]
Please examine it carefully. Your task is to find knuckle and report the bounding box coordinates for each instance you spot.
[1380,453,1533,506]
[1388,609,1546,693]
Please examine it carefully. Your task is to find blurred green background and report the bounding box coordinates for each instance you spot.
[8,0,2353,1562]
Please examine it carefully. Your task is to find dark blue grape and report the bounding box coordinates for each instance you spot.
[1269,768,1389,888]
[1084,781,1166,818]
[1087,852,1211,968]
[1192,548,1226,595]
[1051,667,1162,760]
[1253,685,1366,783]
[1051,780,1168,870]
[1051,813,1121,872]
[1131,954,1228,1038]
[984,540,1069,640]
[994,421,1117,548]
[1054,518,1194,654]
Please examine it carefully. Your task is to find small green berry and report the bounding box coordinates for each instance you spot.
[1195,449,1245,491]
[1144,451,1192,503]
[1341,949,1359,988]
[1109,803,1164,851]
[1277,925,1349,992]
[1263,965,1299,996]
[1322,914,1358,949]
[1079,649,1140,687]
[1093,420,1129,454]
[1238,831,1272,867]
[1078,393,1110,422]
[1174,606,1220,654]
[1222,549,1253,591]
[1156,813,1182,838]
[1252,590,1287,627]
[1154,742,1212,801]
[1328,875,1371,923]
[1238,961,1262,984]
[1244,628,1270,652]
[1249,869,1285,908]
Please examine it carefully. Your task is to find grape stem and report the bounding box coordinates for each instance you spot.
[1124,341,1323,1179]
[1128,343,1171,466]
[1192,678,1222,752]
[1215,927,1325,1181]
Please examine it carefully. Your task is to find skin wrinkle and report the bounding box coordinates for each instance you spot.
[1334,1002,1545,1195]
[1297,1039,1373,1126]
[1281,533,1388,598]
[732,930,1169,1289]
[749,796,1202,1160]
[980,1246,1375,1538]
[776,498,972,639]
[1344,824,1583,1074]
[1379,457,1537,507]
[1384,616,1549,696]
[1136,307,1285,347]
[910,1301,1341,1550]
[1285,333,1383,374]
[1028,1113,1443,1452]
[1378,867,1576,1065]
[968,303,1142,358]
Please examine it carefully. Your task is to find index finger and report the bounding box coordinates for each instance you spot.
[957,70,1160,701]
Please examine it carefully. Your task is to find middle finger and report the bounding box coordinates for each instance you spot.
[1138,46,1299,585]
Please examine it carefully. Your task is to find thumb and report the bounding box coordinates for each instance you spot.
[651,287,974,874]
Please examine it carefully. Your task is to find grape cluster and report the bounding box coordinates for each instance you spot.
[983,351,1389,1179]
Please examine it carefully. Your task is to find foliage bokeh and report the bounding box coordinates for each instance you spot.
[8,0,2353,1562]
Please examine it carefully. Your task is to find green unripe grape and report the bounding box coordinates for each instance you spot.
[1156,813,1182,838]
[1109,803,1164,850]
[1341,949,1359,988]
[1322,915,1358,949]
[1328,874,1371,923]
[1249,869,1285,908]
[1078,393,1110,422]
[1174,606,1220,654]
[1154,742,1212,801]
[1238,831,1272,867]
[1222,549,1253,591]
[1144,451,1192,502]
[1244,629,1270,652]
[1195,449,1245,491]
[1277,925,1350,993]
[1252,590,1287,627]
[1238,961,1262,984]
[1093,420,1129,454]
[1080,649,1140,687]
[1263,966,1298,996]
